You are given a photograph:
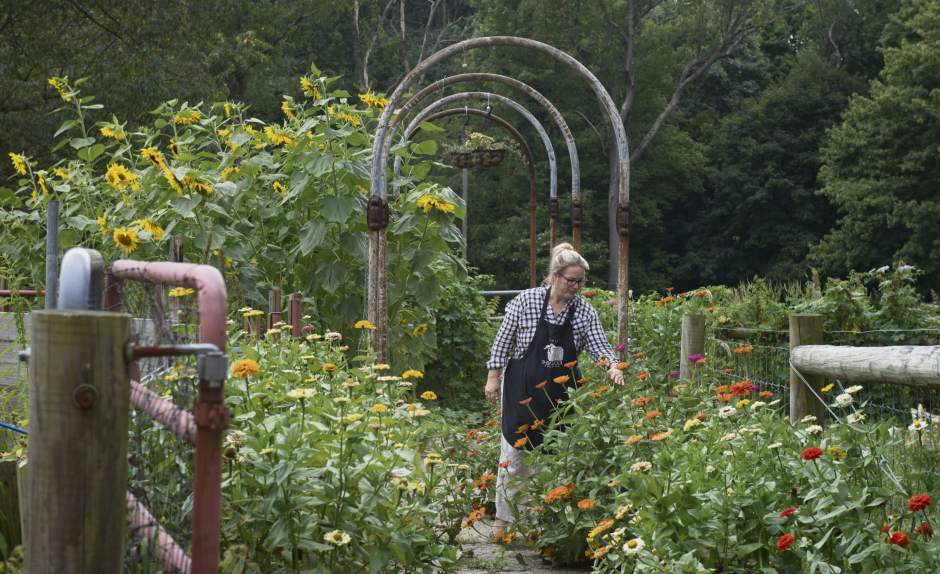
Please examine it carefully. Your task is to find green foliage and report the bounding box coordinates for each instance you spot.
[0,74,474,366]
[213,327,499,572]
[513,358,940,571]
[812,0,940,292]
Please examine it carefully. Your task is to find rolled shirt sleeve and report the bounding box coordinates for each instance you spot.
[486,294,521,370]
[579,304,617,364]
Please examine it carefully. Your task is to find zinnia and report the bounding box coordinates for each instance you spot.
[776,533,795,552]
[887,531,910,548]
[801,447,823,461]
[779,507,797,518]
[577,498,595,510]
[908,493,931,512]
[231,358,261,378]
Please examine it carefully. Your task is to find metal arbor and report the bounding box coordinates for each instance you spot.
[368,36,630,361]
[400,107,541,286]
[391,73,581,248]
[395,92,558,282]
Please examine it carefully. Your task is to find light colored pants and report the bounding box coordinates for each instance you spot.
[495,435,531,523]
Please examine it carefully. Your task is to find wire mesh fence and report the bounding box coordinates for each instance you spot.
[117,278,201,573]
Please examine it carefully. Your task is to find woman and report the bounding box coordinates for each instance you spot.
[483,243,625,541]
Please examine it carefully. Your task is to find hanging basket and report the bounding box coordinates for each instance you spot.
[443,148,507,168]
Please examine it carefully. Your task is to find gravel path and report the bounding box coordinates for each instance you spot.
[455,519,591,574]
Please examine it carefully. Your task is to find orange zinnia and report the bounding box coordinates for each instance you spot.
[615,361,630,370]
[632,396,654,408]
[650,430,671,441]
[544,483,577,504]
[713,385,729,394]
[519,397,533,406]
[498,460,510,469]
[563,360,578,368]
[715,393,732,403]
[625,434,643,445]
[535,380,548,389]
[577,498,595,510]
[759,390,774,398]
[633,351,646,359]
[635,371,650,381]
[643,409,662,421]
[514,436,529,448]
[516,423,531,434]
[553,375,570,384]
[531,418,544,430]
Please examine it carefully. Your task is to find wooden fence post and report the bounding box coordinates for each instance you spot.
[269,287,282,329]
[0,460,20,553]
[680,314,705,381]
[27,310,130,573]
[289,292,302,338]
[789,313,826,423]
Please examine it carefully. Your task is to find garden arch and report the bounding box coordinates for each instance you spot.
[368,36,630,361]
[391,72,581,248]
[395,92,557,262]
[402,107,540,288]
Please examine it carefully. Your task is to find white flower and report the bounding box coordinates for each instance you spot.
[743,426,764,434]
[768,399,782,406]
[630,461,652,473]
[847,412,866,424]
[610,527,627,542]
[224,430,247,446]
[719,432,738,442]
[719,406,736,418]
[323,529,351,546]
[749,401,767,411]
[845,385,864,394]
[324,331,342,341]
[622,537,645,555]
[806,424,824,435]
[768,442,783,450]
[909,419,929,432]
[800,415,817,423]
[705,465,716,473]
[833,393,853,407]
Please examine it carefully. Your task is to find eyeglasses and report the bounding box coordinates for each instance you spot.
[559,274,585,287]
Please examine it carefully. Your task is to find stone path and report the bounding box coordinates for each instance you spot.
[455,519,591,574]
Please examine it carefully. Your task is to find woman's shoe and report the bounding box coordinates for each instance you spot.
[489,519,509,544]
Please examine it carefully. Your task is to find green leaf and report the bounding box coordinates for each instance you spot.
[54,119,79,138]
[409,273,439,307]
[411,139,438,156]
[170,194,202,218]
[417,121,445,133]
[69,137,95,150]
[315,260,345,293]
[298,220,327,255]
[321,196,357,224]
[77,143,105,162]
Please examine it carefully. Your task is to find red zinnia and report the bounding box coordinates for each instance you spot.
[887,531,910,548]
[908,493,931,512]
[519,397,533,406]
[779,507,797,518]
[535,380,548,389]
[881,523,891,534]
[776,533,795,552]
[915,523,933,538]
[801,447,823,461]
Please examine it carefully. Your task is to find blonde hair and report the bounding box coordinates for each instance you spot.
[544,242,589,285]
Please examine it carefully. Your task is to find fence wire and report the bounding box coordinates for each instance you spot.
[117,280,200,574]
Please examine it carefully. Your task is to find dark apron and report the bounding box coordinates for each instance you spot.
[501,288,581,450]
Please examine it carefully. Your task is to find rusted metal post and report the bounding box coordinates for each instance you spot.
[400,108,539,288]
[110,260,228,574]
[571,199,583,251]
[369,36,630,360]
[549,198,558,249]
[27,310,130,573]
[367,197,390,360]
[462,168,469,260]
[680,315,705,381]
[44,200,59,310]
[289,292,302,337]
[269,287,282,329]
[789,314,826,424]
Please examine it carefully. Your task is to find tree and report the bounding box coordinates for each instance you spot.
[811,0,940,292]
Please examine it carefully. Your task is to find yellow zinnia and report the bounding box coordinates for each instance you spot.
[354,319,376,330]
[420,391,437,401]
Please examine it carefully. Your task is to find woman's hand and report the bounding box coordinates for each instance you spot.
[484,378,500,403]
[607,367,625,386]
